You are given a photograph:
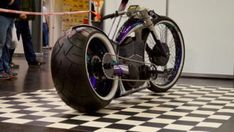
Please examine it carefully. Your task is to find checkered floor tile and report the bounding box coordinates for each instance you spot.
[0,85,234,131]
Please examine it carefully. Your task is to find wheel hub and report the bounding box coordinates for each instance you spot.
[91,56,103,79]
[148,42,170,66]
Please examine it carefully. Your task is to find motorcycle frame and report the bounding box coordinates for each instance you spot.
[107,8,163,96]
[72,1,166,97]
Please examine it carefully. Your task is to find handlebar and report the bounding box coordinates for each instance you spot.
[101,7,159,21]
[102,11,125,20]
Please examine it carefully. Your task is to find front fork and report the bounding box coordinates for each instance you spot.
[148,21,168,58]
[144,9,169,58]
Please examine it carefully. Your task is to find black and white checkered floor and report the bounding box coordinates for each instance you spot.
[0,84,234,132]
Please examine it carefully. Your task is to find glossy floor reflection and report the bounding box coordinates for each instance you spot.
[0,51,54,96]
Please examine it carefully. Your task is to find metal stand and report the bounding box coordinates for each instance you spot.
[166,0,169,16]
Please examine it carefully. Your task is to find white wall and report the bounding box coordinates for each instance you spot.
[169,0,234,75]
[48,0,234,76]
[105,0,234,76]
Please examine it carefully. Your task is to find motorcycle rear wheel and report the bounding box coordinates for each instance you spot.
[51,26,118,112]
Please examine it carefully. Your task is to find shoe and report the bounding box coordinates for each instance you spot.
[7,70,18,77]
[43,46,52,50]
[29,61,46,67]
[10,62,20,69]
[0,71,10,80]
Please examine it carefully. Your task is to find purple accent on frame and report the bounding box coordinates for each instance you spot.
[114,65,123,76]
[90,76,97,89]
[115,68,123,76]
[116,19,144,44]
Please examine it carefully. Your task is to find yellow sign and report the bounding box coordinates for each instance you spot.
[62,0,89,31]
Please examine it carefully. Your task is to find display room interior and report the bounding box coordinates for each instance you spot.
[0,0,234,131]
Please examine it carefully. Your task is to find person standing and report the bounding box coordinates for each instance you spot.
[0,0,19,79]
[13,0,45,66]
[42,0,50,49]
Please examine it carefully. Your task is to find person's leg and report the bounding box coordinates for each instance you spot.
[0,16,15,79]
[8,24,19,69]
[43,23,46,47]
[8,48,15,68]
[0,16,8,73]
[43,22,49,47]
[0,16,8,79]
[6,21,14,64]
[1,43,17,77]
[8,49,15,64]
[2,43,11,73]
[17,20,37,64]
[4,18,17,76]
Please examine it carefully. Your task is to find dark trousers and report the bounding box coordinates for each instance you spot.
[15,20,37,64]
[43,23,49,47]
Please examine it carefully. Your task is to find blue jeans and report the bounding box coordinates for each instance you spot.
[15,20,37,64]
[0,15,13,73]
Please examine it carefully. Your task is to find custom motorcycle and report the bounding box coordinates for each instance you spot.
[51,0,185,112]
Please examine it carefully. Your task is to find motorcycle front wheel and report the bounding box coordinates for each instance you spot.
[145,16,185,92]
[51,26,118,112]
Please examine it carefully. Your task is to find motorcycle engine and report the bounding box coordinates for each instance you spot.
[118,37,145,89]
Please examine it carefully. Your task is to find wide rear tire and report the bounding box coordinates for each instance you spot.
[51,26,118,112]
